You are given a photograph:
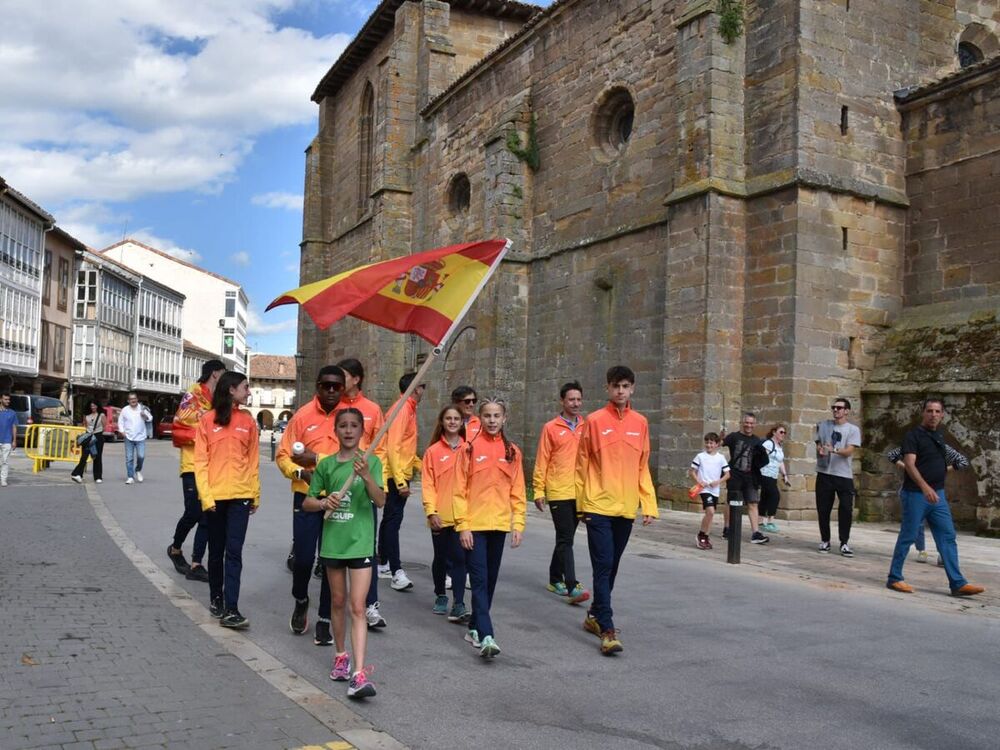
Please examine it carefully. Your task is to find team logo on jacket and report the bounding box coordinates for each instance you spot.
[558,430,568,436]
[440,455,451,462]
[602,428,614,435]
[392,260,448,301]
[475,455,488,463]
[306,424,319,432]
[212,426,223,433]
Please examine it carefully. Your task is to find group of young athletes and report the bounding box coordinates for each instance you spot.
[168,357,659,701]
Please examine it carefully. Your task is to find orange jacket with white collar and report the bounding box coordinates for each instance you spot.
[193,408,260,510]
[453,433,527,533]
[276,397,341,494]
[575,402,657,519]
[421,436,464,527]
[532,414,584,500]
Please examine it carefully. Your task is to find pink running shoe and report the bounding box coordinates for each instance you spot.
[347,666,376,698]
[329,652,351,682]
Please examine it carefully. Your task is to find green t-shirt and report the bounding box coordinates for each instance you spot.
[309,453,383,560]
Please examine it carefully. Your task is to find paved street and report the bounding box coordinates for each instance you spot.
[3,439,1000,749]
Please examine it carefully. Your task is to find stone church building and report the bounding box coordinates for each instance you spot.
[297,0,1000,533]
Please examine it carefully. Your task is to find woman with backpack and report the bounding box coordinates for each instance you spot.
[759,424,791,532]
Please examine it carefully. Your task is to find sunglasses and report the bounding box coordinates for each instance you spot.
[460,398,478,405]
[777,430,786,434]
[831,405,847,411]
[317,381,345,391]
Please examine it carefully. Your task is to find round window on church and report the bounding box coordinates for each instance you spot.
[593,87,636,158]
[448,173,471,215]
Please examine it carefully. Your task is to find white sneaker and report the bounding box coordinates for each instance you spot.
[95,479,103,484]
[915,550,929,563]
[125,477,134,485]
[365,602,387,628]
[1,479,7,487]
[391,569,413,591]
[445,574,452,590]
[71,475,83,483]
[377,564,391,579]
[136,471,144,483]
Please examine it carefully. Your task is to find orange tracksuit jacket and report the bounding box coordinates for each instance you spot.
[384,394,421,488]
[532,415,584,500]
[174,381,212,475]
[464,415,482,441]
[575,403,658,519]
[193,409,260,510]
[421,436,463,527]
[276,397,342,495]
[453,433,527,533]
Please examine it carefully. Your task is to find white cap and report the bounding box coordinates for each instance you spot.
[292,441,305,455]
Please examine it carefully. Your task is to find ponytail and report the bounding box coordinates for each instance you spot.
[212,371,244,427]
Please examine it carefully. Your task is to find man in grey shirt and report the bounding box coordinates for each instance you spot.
[814,397,861,556]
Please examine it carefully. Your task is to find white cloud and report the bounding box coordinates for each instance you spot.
[247,306,297,335]
[0,1,351,205]
[252,191,304,211]
[231,250,252,266]
[55,202,202,263]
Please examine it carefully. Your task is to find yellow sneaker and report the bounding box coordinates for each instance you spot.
[600,630,623,655]
[582,614,601,637]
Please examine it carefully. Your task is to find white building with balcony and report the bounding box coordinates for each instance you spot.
[135,279,184,394]
[99,239,249,373]
[0,176,52,388]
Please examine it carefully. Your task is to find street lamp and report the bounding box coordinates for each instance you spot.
[294,351,304,410]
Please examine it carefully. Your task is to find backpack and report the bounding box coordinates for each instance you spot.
[751,441,770,472]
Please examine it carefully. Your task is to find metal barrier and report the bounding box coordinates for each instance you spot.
[23,424,88,473]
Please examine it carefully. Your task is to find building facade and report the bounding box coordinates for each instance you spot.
[300,0,1000,532]
[100,239,249,373]
[247,353,297,429]
[134,278,184,417]
[0,176,52,392]
[38,227,82,402]
[71,251,140,404]
[182,340,216,388]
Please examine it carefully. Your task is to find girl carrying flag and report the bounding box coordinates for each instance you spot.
[422,405,469,623]
[455,398,526,659]
[302,407,385,698]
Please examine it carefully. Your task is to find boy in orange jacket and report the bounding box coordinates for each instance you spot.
[576,365,657,656]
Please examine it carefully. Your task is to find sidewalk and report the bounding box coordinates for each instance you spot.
[628,502,1000,618]
[0,454,351,750]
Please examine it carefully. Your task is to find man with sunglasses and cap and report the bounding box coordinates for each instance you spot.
[814,397,861,557]
[277,365,347,645]
[451,386,481,441]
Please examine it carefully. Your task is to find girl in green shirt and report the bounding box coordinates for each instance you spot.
[303,407,385,698]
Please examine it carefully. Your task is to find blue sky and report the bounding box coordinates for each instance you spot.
[0,0,550,355]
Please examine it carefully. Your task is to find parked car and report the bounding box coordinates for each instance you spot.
[273,419,288,434]
[102,405,123,441]
[155,416,174,440]
[8,395,74,447]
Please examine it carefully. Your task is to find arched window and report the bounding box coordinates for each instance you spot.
[448,173,471,215]
[358,82,375,214]
[958,42,984,68]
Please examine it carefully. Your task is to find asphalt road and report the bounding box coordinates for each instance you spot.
[94,440,1000,750]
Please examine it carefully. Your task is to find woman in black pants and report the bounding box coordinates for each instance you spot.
[71,399,105,483]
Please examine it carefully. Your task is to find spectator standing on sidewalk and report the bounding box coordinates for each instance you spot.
[533,380,589,604]
[70,399,105,484]
[886,399,984,597]
[0,393,17,487]
[195,371,260,629]
[168,359,225,583]
[720,413,769,545]
[758,423,791,533]
[814,398,861,556]
[576,365,658,656]
[278,365,345,644]
[378,372,425,593]
[119,392,152,485]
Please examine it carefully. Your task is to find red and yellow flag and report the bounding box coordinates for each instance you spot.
[266,239,509,347]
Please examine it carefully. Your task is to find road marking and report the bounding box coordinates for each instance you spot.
[83,482,407,750]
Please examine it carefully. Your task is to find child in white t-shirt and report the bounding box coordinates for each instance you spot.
[689,433,731,550]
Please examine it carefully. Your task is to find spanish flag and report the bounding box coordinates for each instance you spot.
[266,239,510,348]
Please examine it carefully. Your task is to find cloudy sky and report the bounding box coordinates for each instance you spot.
[2,0,549,355]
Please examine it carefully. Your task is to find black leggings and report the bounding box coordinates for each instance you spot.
[759,476,780,517]
[71,435,104,481]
